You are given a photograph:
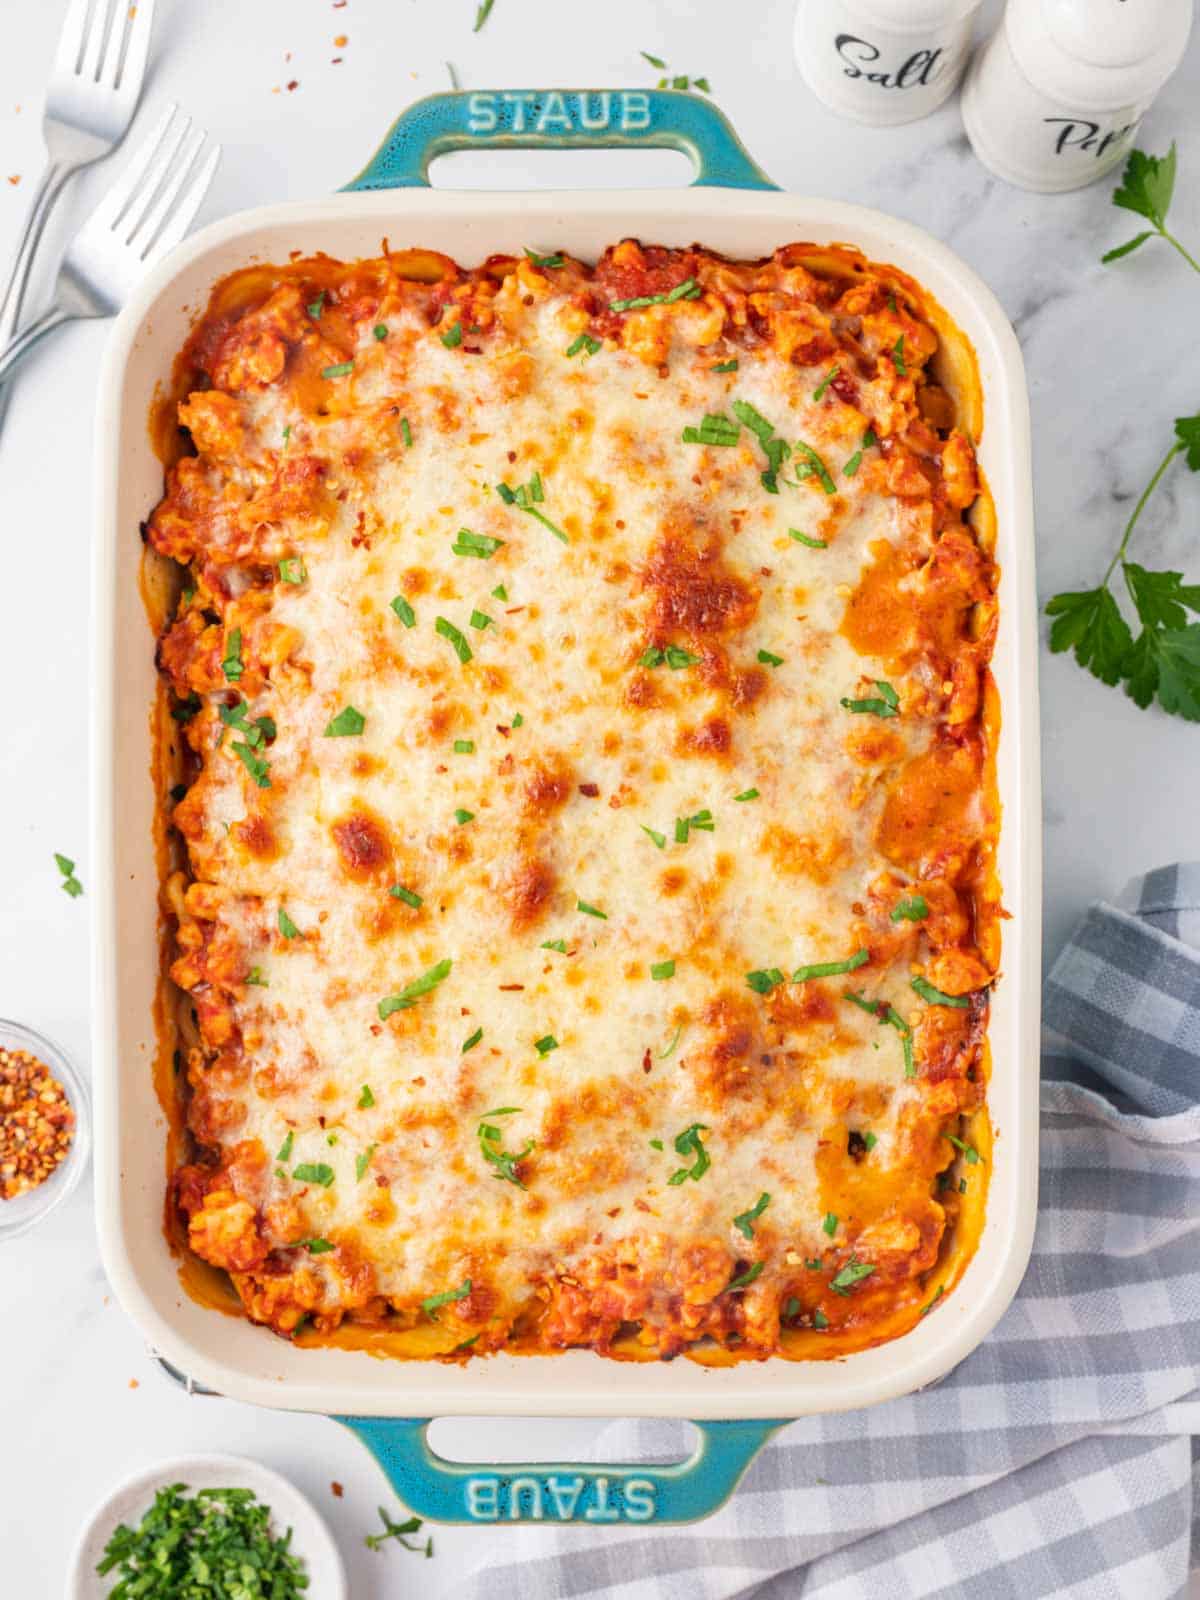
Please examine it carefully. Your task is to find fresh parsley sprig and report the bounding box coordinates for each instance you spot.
[1102,145,1200,273]
[1046,411,1200,720]
[366,1505,433,1556]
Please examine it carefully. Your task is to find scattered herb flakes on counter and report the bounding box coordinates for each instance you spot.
[472,0,496,32]
[95,1482,309,1597]
[54,851,83,897]
[366,1505,433,1555]
[0,1045,74,1199]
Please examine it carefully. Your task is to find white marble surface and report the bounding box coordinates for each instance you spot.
[1,0,1197,1593]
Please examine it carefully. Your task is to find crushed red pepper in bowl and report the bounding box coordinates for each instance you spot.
[0,1045,75,1198]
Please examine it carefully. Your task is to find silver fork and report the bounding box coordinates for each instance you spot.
[0,0,157,387]
[0,104,220,386]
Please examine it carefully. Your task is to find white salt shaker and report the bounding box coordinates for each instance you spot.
[961,0,1194,193]
[793,0,983,126]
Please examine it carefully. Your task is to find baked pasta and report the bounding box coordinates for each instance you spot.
[149,239,1000,1363]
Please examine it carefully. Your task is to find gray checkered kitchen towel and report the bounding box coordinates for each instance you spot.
[463,866,1200,1600]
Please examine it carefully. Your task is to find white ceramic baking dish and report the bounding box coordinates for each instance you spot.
[91,90,1041,1524]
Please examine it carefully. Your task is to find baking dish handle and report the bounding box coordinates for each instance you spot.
[343,90,778,192]
[336,1415,786,1524]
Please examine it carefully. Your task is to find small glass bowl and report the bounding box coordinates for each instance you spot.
[0,1017,91,1242]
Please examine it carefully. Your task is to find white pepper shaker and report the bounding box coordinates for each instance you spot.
[794,0,984,125]
[961,0,1194,193]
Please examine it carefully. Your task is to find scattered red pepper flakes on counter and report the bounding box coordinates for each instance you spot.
[0,1045,75,1198]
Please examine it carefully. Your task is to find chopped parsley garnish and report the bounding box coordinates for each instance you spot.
[650,959,675,981]
[757,648,784,667]
[792,441,837,495]
[893,335,907,376]
[830,1255,876,1295]
[281,425,291,447]
[358,1084,375,1108]
[219,699,274,749]
[374,323,388,341]
[843,428,877,477]
[301,1237,334,1254]
[171,692,201,723]
[783,1295,800,1320]
[454,739,475,754]
[232,741,271,788]
[462,1027,483,1053]
[812,364,841,402]
[944,1132,982,1164]
[682,412,740,447]
[389,884,422,908]
[659,1024,684,1059]
[276,1131,294,1162]
[355,1145,376,1181]
[734,787,759,802]
[436,616,473,664]
[726,1261,764,1292]
[440,321,463,348]
[245,967,268,987]
[675,809,714,843]
[609,277,701,312]
[712,358,739,373]
[279,557,306,584]
[577,899,607,919]
[840,680,899,718]
[378,957,453,1018]
[911,975,972,1008]
[541,939,568,953]
[511,712,524,727]
[534,1034,559,1056]
[650,1137,664,1150]
[641,644,700,669]
[666,1122,711,1185]
[221,627,244,682]
[566,331,602,358]
[469,610,492,631]
[813,1308,830,1329]
[789,528,828,549]
[292,1162,334,1187]
[746,967,785,994]
[477,1107,534,1188]
[641,824,667,849]
[495,473,569,543]
[391,594,417,628]
[422,1279,471,1318]
[891,894,929,923]
[822,1212,838,1237]
[400,416,412,446]
[864,1131,878,1151]
[307,291,325,319]
[54,853,83,898]
[491,583,508,600]
[730,398,789,493]
[525,248,564,268]
[95,1482,310,1595]
[452,528,504,559]
[321,361,354,379]
[278,907,301,940]
[733,1192,770,1238]
[454,808,475,825]
[324,704,365,737]
[793,949,869,982]
[921,1284,946,1316]
[844,990,915,1076]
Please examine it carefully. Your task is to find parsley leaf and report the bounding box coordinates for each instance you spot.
[830,1254,876,1295]
[278,907,301,939]
[378,958,453,1018]
[733,1191,770,1238]
[666,1122,710,1185]
[477,1107,534,1188]
[1046,585,1133,686]
[1103,144,1199,272]
[892,894,929,923]
[726,1260,764,1292]
[54,852,84,897]
[365,1505,432,1556]
[422,1278,471,1319]
[324,705,365,737]
[436,616,473,664]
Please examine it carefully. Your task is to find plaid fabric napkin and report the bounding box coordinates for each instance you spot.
[463,865,1200,1599]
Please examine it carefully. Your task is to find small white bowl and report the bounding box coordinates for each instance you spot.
[67,1453,348,1599]
[0,1016,90,1243]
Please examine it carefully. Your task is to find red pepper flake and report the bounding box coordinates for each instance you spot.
[286,79,299,91]
[331,1481,344,1498]
[0,1046,75,1199]
[7,175,19,186]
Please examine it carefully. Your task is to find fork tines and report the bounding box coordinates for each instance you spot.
[56,0,157,102]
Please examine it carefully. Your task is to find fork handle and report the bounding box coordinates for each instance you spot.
[0,159,75,346]
[0,300,74,388]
